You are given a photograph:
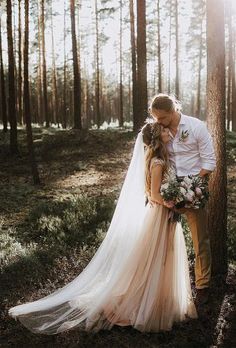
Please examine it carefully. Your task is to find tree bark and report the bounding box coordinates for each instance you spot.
[157,0,162,92]
[232,29,236,131]
[129,0,138,131]
[226,0,233,130]
[196,17,203,119]
[24,0,40,184]
[175,0,179,98]
[51,0,59,127]
[37,0,43,125]
[168,0,172,94]
[95,0,101,128]
[41,0,49,127]
[7,0,18,154]
[70,0,82,129]
[63,0,67,129]
[119,0,123,127]
[136,0,147,131]
[18,0,23,125]
[206,0,227,276]
[0,17,7,132]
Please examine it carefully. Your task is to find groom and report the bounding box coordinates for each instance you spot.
[149,94,216,306]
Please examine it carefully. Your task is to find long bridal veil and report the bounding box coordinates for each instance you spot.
[8,131,148,335]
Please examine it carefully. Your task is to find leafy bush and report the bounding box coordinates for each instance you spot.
[26,194,115,248]
[0,219,35,267]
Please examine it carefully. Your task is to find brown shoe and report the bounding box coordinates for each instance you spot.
[195,288,210,305]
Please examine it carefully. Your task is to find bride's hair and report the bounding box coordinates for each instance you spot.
[141,121,169,197]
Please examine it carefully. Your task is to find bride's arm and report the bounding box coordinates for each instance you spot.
[149,164,167,206]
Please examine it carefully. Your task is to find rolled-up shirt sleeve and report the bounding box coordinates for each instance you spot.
[196,121,216,171]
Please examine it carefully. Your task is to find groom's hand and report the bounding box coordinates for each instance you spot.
[198,169,212,178]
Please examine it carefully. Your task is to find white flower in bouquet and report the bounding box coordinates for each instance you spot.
[183,177,192,188]
[161,183,169,191]
[185,189,195,202]
[180,187,187,195]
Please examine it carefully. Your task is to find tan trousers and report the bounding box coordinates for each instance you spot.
[184,206,212,289]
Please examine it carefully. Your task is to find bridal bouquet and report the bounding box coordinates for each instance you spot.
[160,174,209,210]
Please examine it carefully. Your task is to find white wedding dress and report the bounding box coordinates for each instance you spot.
[8,132,197,335]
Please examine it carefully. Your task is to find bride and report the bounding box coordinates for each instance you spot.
[8,120,198,335]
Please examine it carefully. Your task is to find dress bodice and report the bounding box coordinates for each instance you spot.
[150,157,176,184]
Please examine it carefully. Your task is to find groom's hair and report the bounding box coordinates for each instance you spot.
[149,94,182,113]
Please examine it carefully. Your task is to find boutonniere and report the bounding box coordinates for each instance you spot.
[179,130,189,142]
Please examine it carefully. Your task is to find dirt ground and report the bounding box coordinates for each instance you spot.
[0,128,235,348]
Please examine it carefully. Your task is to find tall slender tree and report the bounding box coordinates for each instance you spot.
[0,15,7,132]
[94,0,101,128]
[136,0,147,131]
[226,0,233,130]
[157,0,162,92]
[63,0,67,129]
[70,0,82,129]
[196,15,204,118]
[119,0,123,127]
[37,0,43,125]
[175,0,179,98]
[168,0,173,94]
[129,0,138,131]
[232,28,236,131]
[206,0,227,276]
[41,0,49,127]
[50,0,59,127]
[7,0,18,154]
[24,0,40,184]
[18,0,23,125]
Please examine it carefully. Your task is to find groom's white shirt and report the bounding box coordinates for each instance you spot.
[167,113,216,177]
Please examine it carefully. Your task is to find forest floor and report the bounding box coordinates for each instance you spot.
[0,127,236,348]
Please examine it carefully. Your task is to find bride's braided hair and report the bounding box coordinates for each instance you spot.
[141,121,169,197]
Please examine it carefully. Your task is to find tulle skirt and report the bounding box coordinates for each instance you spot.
[8,204,197,334]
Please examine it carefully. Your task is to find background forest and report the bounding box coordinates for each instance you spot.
[0,0,236,347]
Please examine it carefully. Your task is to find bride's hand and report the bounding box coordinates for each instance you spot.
[163,201,175,209]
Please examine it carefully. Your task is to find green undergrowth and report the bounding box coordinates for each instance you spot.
[0,193,115,271]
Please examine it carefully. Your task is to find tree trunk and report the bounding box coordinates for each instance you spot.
[232,29,236,131]
[136,0,147,131]
[226,0,233,130]
[24,0,40,184]
[7,0,18,154]
[18,0,23,125]
[70,0,82,129]
[13,0,18,123]
[175,0,179,98]
[41,0,49,127]
[206,0,227,276]
[63,0,67,129]
[95,0,101,128]
[157,0,162,92]
[0,17,7,132]
[196,17,203,118]
[119,0,123,127]
[51,0,59,127]
[168,0,172,94]
[129,0,138,131]
[37,0,43,125]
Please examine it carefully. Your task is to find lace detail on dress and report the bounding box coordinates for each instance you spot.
[150,157,176,184]
[150,158,164,170]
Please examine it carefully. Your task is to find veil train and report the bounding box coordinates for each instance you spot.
[8,132,148,334]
